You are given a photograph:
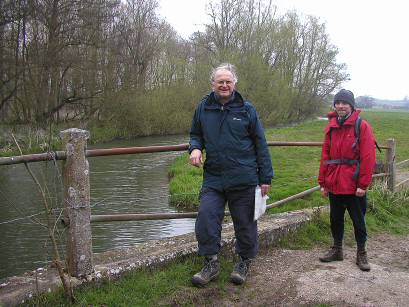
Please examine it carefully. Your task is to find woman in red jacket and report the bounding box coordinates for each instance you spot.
[318,89,376,271]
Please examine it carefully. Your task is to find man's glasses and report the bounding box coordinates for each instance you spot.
[213,80,234,86]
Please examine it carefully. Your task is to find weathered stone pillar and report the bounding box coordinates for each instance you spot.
[385,138,396,193]
[60,128,93,277]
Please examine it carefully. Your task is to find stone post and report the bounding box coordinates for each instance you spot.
[385,138,396,193]
[60,128,93,277]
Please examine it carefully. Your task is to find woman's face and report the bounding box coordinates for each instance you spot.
[334,101,352,117]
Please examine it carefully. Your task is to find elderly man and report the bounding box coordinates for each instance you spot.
[318,89,376,271]
[189,63,273,287]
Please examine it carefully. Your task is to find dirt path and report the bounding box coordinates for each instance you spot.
[174,234,409,306]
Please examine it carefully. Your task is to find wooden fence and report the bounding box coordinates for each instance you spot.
[0,128,405,277]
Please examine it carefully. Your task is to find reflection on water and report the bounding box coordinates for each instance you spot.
[0,135,195,280]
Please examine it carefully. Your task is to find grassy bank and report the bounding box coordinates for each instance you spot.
[169,110,409,210]
[24,256,236,307]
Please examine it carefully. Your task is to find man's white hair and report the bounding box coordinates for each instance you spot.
[210,63,238,83]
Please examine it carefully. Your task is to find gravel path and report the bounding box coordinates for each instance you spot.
[172,233,409,306]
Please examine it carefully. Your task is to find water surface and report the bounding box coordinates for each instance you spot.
[0,135,195,280]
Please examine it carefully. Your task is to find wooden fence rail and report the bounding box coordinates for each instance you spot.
[0,128,401,277]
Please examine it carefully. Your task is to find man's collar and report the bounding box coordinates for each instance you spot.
[213,91,235,104]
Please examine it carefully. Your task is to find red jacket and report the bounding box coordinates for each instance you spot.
[318,110,376,194]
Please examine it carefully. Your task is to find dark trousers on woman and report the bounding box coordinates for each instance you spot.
[329,193,367,248]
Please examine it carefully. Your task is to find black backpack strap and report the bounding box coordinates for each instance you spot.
[354,116,382,153]
[352,116,362,153]
[375,141,382,153]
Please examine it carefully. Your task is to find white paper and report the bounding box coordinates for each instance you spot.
[254,185,269,221]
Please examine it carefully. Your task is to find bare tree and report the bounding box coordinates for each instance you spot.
[0,0,118,123]
[114,0,164,89]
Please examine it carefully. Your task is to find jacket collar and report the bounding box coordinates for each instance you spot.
[327,109,361,128]
[205,90,245,110]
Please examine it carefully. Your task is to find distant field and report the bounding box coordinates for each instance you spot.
[168,110,409,210]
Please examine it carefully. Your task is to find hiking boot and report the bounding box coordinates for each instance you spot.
[191,258,220,287]
[319,245,343,262]
[356,250,371,271]
[230,258,251,285]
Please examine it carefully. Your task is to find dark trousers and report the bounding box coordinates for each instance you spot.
[329,193,367,247]
[195,186,258,259]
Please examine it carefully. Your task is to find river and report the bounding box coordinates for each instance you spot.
[0,135,196,280]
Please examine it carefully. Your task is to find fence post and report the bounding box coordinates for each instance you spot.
[60,128,93,277]
[385,138,396,192]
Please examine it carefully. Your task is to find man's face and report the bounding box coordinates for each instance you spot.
[212,69,235,102]
[334,101,352,117]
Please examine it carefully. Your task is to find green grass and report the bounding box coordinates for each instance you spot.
[366,183,409,234]
[168,154,203,209]
[24,256,234,307]
[277,209,332,249]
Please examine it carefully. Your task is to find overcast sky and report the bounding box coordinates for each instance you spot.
[159,0,408,100]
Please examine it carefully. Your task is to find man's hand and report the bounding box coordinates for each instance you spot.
[355,188,366,197]
[320,187,328,197]
[260,184,270,197]
[189,149,203,167]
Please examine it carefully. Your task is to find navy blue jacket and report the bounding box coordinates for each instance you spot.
[189,91,274,191]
